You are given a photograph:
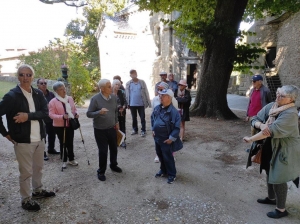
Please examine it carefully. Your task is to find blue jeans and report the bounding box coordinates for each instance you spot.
[94,127,118,174]
[130,106,146,132]
[154,138,176,177]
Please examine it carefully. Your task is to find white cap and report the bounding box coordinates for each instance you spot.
[158,89,174,98]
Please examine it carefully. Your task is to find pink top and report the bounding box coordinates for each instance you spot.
[49,96,77,127]
[248,89,262,117]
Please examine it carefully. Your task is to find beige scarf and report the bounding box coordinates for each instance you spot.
[266,102,295,125]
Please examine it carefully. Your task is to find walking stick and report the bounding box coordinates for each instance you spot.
[61,116,67,172]
[79,126,90,165]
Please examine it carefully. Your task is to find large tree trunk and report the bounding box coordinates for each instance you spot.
[190,0,248,119]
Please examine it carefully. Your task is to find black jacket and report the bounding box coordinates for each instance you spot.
[0,85,48,143]
[174,89,191,121]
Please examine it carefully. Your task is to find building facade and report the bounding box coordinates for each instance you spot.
[96,4,201,98]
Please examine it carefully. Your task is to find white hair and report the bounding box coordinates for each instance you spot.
[52,81,65,92]
[97,79,110,88]
[278,85,299,102]
[17,64,35,77]
[112,79,121,86]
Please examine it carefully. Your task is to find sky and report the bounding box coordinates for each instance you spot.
[0,0,83,50]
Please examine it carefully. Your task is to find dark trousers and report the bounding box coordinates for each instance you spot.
[45,122,56,151]
[155,138,176,177]
[130,106,146,132]
[54,127,75,162]
[267,175,288,209]
[118,115,126,136]
[94,127,118,174]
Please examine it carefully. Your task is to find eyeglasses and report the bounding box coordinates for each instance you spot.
[252,80,258,83]
[19,73,33,77]
[39,82,47,85]
[276,93,289,99]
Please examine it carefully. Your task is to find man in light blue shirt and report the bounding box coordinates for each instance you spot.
[125,69,151,137]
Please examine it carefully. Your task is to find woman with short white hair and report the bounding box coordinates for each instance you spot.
[244,85,300,219]
[112,79,128,147]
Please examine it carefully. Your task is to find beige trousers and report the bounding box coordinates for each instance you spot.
[14,140,44,201]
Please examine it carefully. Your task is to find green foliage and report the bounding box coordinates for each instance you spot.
[244,0,300,22]
[136,0,300,71]
[67,52,93,105]
[18,42,68,79]
[0,81,17,99]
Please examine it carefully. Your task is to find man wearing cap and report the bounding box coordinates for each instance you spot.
[151,89,181,184]
[155,72,170,96]
[152,82,178,109]
[125,69,151,137]
[246,74,272,136]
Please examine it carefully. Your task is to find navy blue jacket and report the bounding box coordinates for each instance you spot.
[151,104,181,141]
[0,85,48,143]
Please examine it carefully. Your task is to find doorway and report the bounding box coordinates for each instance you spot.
[187,64,197,89]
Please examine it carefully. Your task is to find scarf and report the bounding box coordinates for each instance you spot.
[266,102,295,125]
[54,93,74,119]
[177,88,185,97]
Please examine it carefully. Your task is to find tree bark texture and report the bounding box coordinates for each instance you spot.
[190,0,248,119]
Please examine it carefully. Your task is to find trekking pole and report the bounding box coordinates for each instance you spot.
[61,116,67,172]
[79,126,90,165]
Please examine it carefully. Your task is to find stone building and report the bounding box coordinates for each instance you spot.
[96,4,201,98]
[240,11,300,105]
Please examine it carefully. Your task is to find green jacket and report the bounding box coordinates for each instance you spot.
[252,102,300,184]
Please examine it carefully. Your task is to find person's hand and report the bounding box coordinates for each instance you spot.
[164,139,173,144]
[100,108,109,115]
[115,123,119,132]
[63,114,68,119]
[5,135,16,145]
[13,112,28,123]
[152,131,155,137]
[245,116,249,122]
[243,136,252,143]
[260,124,271,136]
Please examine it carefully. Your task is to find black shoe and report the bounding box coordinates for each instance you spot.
[110,165,122,173]
[167,176,176,184]
[155,170,166,178]
[32,189,56,199]
[48,149,60,154]
[267,209,288,219]
[257,197,276,205]
[22,199,40,211]
[98,173,106,181]
[44,152,49,161]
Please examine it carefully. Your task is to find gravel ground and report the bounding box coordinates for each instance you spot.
[0,108,300,224]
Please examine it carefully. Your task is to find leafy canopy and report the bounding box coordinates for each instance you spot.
[136,0,300,72]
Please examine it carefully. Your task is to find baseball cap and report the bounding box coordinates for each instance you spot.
[252,74,263,81]
[159,71,167,76]
[158,89,174,98]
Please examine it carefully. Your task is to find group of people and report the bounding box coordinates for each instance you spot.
[243,74,300,219]
[2,64,299,219]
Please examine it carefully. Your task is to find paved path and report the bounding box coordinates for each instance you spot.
[191,94,249,112]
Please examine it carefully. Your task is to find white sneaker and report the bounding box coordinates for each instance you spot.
[62,162,67,169]
[68,160,78,166]
[154,156,159,163]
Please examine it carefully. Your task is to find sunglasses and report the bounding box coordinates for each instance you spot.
[39,82,47,85]
[19,73,33,77]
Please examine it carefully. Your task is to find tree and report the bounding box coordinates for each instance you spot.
[136,0,300,119]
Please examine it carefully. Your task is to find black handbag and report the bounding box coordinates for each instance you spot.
[69,118,80,130]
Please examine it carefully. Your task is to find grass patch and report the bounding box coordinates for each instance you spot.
[0,81,17,99]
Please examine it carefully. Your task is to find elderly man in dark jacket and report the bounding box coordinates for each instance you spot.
[151,89,181,184]
[0,64,55,212]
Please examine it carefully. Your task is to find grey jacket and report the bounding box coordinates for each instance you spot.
[247,85,272,116]
[125,79,151,108]
[251,102,300,184]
